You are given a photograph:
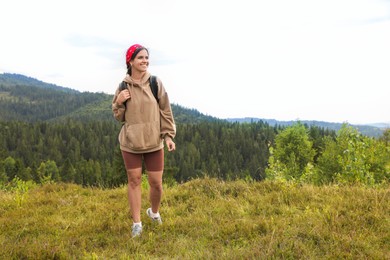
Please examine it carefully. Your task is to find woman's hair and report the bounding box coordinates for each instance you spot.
[127,47,149,75]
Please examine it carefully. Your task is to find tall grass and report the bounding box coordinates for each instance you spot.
[1,178,389,259]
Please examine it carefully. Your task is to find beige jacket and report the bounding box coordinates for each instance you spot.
[112,72,176,154]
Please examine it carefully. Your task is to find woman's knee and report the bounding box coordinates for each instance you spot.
[127,169,142,188]
[148,171,163,188]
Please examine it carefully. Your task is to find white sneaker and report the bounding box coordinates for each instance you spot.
[146,208,162,224]
[132,223,142,238]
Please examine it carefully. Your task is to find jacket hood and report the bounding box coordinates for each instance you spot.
[123,72,151,85]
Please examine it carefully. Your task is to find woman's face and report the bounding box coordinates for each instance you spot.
[131,49,149,73]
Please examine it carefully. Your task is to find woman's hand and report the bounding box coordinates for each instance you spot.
[116,90,131,105]
[165,137,176,152]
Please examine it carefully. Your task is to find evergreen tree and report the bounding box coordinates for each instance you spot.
[60,158,76,183]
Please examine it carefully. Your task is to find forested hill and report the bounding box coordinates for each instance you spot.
[0,73,109,122]
[0,73,217,123]
[0,73,77,93]
[227,118,385,138]
[2,73,388,186]
[0,73,384,137]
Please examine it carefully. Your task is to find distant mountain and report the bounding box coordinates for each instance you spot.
[226,118,385,138]
[0,73,386,137]
[0,73,217,124]
[0,73,77,93]
[0,73,110,122]
[366,122,390,129]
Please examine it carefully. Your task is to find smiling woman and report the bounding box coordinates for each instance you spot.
[112,44,177,238]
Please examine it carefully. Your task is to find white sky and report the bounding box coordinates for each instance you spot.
[1,0,390,124]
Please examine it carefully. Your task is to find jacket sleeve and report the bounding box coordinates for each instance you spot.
[112,87,126,122]
[157,79,176,140]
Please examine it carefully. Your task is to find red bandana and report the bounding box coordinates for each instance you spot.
[126,44,143,64]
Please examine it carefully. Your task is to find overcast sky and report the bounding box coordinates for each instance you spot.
[1,0,390,124]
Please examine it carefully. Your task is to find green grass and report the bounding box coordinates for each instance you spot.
[1,178,389,259]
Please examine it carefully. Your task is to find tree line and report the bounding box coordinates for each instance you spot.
[0,119,339,187]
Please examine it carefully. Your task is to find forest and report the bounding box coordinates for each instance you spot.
[0,73,389,187]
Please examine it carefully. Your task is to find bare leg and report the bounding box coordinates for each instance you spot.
[127,167,142,222]
[147,170,163,213]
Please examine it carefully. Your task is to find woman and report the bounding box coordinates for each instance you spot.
[112,44,176,238]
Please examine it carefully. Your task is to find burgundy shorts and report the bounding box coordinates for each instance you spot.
[121,149,164,172]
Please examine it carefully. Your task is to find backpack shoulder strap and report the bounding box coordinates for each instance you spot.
[119,77,158,102]
[149,75,159,103]
[119,81,127,91]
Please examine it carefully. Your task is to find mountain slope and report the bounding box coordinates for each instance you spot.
[0,73,77,93]
[227,117,385,138]
[0,73,218,123]
[0,73,386,137]
[0,73,108,122]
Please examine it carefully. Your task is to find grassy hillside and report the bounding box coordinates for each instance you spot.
[1,178,389,259]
